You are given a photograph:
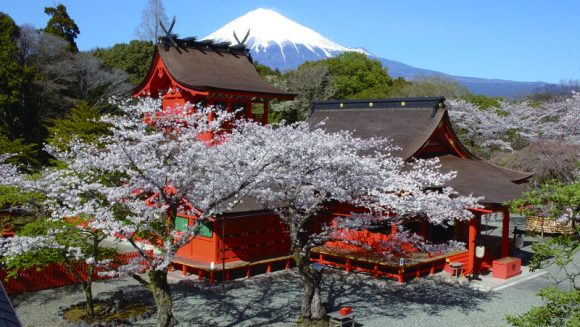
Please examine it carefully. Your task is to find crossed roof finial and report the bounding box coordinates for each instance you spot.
[159,16,177,47]
[233,29,251,45]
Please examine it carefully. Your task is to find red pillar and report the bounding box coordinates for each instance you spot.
[391,224,397,236]
[466,216,478,276]
[420,221,427,238]
[501,207,510,257]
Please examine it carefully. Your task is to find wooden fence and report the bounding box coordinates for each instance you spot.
[0,250,152,295]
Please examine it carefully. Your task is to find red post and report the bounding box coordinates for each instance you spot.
[285,259,291,270]
[420,221,427,239]
[346,259,351,273]
[266,264,272,274]
[466,216,478,276]
[373,264,379,278]
[182,264,187,276]
[198,269,203,280]
[319,254,324,264]
[391,224,397,236]
[397,268,404,283]
[226,271,230,281]
[430,263,435,275]
[501,207,510,257]
[246,267,251,278]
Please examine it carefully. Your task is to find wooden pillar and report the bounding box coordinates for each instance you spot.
[263,100,269,125]
[501,207,510,257]
[391,224,397,236]
[420,221,427,239]
[246,101,253,119]
[466,216,478,276]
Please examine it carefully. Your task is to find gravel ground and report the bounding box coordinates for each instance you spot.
[10,266,551,327]
[11,214,576,327]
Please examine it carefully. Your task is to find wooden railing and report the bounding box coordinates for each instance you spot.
[0,250,152,294]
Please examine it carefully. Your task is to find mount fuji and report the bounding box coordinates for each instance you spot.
[203,8,549,97]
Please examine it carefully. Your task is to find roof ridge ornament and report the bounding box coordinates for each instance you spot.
[159,16,177,49]
[233,29,251,45]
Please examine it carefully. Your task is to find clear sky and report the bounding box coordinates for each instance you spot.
[2,0,579,84]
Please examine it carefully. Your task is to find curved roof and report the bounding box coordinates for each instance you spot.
[309,98,446,160]
[438,155,529,205]
[308,97,532,205]
[150,43,295,99]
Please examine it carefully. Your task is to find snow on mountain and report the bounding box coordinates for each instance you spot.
[202,8,549,97]
[203,8,370,70]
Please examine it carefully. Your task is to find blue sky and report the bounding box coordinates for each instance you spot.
[2,0,579,84]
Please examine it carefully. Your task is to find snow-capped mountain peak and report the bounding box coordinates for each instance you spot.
[203,8,369,68]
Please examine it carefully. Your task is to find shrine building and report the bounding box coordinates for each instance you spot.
[307,98,531,280]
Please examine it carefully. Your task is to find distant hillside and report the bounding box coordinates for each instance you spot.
[204,8,551,98]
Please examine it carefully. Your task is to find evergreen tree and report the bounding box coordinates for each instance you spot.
[94,40,154,85]
[326,52,392,99]
[44,4,80,52]
[46,101,111,151]
[0,12,25,139]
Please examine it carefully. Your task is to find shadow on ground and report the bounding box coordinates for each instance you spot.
[162,268,496,326]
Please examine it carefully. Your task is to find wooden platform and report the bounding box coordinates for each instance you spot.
[171,255,293,285]
[311,245,466,282]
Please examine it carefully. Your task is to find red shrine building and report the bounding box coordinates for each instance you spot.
[135,34,531,283]
[308,98,531,280]
[134,35,297,282]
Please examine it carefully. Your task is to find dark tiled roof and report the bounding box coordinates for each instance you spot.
[154,41,295,98]
[308,98,532,205]
[309,98,445,159]
[0,282,20,327]
[438,155,529,205]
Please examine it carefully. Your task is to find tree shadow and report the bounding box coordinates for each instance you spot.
[323,269,496,321]
[162,268,496,326]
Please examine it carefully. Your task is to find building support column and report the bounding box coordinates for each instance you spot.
[466,215,478,276]
[501,207,510,257]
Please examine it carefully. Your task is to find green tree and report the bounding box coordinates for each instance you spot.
[326,52,392,99]
[272,61,335,123]
[0,13,25,138]
[94,40,154,85]
[46,101,111,151]
[44,4,80,52]
[507,181,579,326]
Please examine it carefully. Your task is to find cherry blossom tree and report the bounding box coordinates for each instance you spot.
[0,154,19,183]
[49,97,294,327]
[0,153,123,319]
[246,123,481,321]
[447,91,580,153]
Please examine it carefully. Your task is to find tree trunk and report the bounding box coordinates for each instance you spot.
[149,269,177,327]
[82,282,95,319]
[293,247,324,322]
